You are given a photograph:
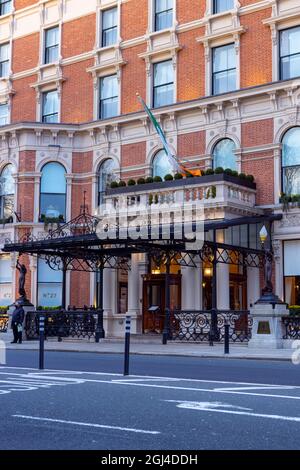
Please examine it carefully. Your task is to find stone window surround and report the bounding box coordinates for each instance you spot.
[96,0,120,49]
[196,24,244,97]
[31,71,64,123]
[263,4,300,82]
[147,0,177,34]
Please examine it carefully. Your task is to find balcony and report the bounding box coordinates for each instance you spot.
[104,173,258,220]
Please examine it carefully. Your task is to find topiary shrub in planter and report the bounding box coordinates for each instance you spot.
[224,168,233,175]
[146,176,154,184]
[118,180,126,187]
[110,181,119,189]
[214,167,224,174]
[153,176,162,183]
[238,173,247,180]
[231,170,239,177]
[246,174,255,183]
[164,174,174,181]
[205,168,214,176]
[289,305,300,316]
[137,177,146,185]
[174,172,183,180]
[127,179,136,186]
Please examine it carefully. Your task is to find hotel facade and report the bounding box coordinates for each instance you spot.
[0,0,300,336]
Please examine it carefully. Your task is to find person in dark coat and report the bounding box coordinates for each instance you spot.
[11,301,25,344]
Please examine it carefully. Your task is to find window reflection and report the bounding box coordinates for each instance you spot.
[0,164,14,220]
[282,127,300,195]
[213,138,237,170]
[40,162,66,220]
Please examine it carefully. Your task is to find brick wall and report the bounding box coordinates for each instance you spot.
[121,142,146,168]
[242,152,274,205]
[240,9,272,88]
[62,14,96,59]
[177,0,205,24]
[11,75,37,122]
[69,271,90,307]
[12,33,39,74]
[15,0,38,9]
[121,0,148,41]
[122,45,147,114]
[177,29,205,102]
[178,131,205,158]
[242,119,273,147]
[61,59,94,123]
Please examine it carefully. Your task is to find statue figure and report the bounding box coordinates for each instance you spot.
[16,259,27,299]
[262,251,273,295]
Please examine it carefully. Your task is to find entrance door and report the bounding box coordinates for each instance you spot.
[229,273,247,310]
[142,274,181,334]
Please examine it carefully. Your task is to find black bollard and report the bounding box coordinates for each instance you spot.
[39,315,45,370]
[123,315,131,376]
[224,323,230,354]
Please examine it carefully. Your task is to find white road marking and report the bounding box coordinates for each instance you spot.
[166,400,300,423]
[0,367,300,400]
[13,415,160,435]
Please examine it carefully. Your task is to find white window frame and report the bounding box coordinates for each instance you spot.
[206,0,237,16]
[40,88,60,123]
[0,0,12,17]
[0,42,10,78]
[148,0,176,34]
[204,36,239,96]
[44,25,60,65]
[97,1,120,49]
[40,23,61,67]
[98,73,120,120]
[0,101,9,126]
[152,59,175,108]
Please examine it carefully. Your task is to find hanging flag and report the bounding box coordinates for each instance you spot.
[136,93,180,173]
[136,93,202,177]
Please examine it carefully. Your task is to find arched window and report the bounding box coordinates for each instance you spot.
[40,162,66,221]
[213,139,237,170]
[0,164,14,221]
[282,127,300,195]
[152,150,173,178]
[98,159,118,205]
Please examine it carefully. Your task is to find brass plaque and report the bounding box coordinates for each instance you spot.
[257,321,271,334]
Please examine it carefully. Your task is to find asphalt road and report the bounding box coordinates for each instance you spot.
[0,351,299,450]
[0,365,300,450]
[4,349,300,385]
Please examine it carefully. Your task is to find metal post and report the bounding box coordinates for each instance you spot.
[95,264,105,342]
[210,237,218,346]
[162,258,170,345]
[124,315,131,376]
[39,315,45,370]
[62,263,67,310]
[224,321,230,354]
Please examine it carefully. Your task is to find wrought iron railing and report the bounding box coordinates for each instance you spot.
[169,309,252,343]
[282,316,300,340]
[0,313,9,333]
[25,310,103,341]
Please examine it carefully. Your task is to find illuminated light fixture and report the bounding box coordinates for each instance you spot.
[152,269,160,275]
[259,225,268,245]
[204,267,213,277]
[202,282,206,288]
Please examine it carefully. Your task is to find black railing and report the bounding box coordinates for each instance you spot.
[25,310,104,341]
[0,313,9,333]
[169,309,252,343]
[282,316,300,340]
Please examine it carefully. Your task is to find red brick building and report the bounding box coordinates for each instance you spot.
[0,0,300,335]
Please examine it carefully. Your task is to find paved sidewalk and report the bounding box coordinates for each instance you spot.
[0,334,294,361]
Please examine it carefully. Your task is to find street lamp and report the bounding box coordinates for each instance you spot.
[256,225,283,305]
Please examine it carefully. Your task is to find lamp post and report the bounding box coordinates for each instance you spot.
[255,225,283,305]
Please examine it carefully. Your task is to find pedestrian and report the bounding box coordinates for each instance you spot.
[11,301,25,344]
